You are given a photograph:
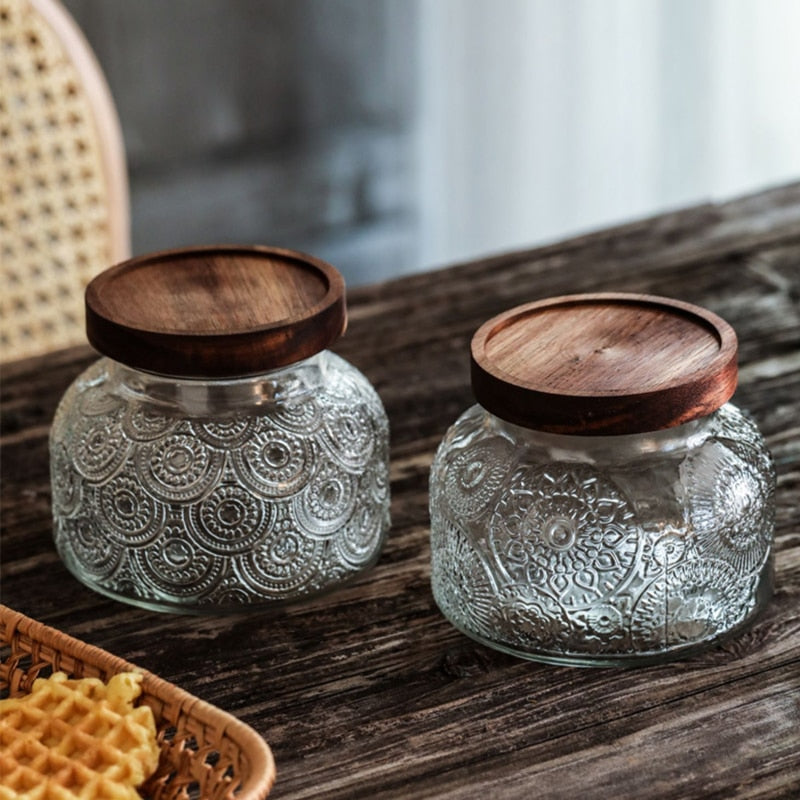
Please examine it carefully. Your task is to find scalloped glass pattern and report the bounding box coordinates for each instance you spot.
[429,404,775,665]
[50,352,390,612]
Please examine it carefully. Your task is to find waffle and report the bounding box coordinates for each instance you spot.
[0,671,159,800]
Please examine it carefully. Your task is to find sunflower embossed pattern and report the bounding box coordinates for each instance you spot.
[49,246,390,612]
[429,293,776,666]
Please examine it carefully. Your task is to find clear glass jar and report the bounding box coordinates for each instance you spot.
[429,294,776,665]
[50,246,390,613]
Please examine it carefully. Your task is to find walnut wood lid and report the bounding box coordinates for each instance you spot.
[85,245,346,378]
[470,293,738,435]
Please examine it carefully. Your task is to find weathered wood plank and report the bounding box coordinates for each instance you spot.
[2,183,799,799]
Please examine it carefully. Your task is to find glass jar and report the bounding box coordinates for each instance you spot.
[429,293,775,666]
[50,246,390,613]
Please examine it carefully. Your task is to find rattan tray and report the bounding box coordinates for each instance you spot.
[0,605,275,799]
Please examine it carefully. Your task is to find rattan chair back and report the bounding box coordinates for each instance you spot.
[1,0,129,362]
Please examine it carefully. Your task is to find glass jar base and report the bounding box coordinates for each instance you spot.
[58,541,387,616]
[434,578,772,668]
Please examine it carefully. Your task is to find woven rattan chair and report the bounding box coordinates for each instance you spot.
[1,0,129,362]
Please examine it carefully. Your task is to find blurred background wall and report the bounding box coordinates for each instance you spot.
[63,0,417,284]
[418,0,800,270]
[64,0,800,286]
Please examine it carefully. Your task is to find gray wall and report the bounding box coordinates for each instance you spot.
[64,0,420,286]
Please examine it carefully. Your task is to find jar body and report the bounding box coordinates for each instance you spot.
[429,404,775,666]
[50,351,390,613]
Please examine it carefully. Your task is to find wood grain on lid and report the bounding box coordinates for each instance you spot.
[85,245,346,377]
[470,293,738,434]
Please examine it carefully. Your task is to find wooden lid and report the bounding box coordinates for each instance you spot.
[470,293,738,435]
[85,245,346,378]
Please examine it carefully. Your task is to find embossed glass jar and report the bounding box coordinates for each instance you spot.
[50,246,390,613]
[430,293,775,666]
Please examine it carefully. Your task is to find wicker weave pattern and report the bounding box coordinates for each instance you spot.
[0,606,276,800]
[0,0,129,362]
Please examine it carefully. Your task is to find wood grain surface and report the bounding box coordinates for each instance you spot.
[470,292,739,433]
[2,183,800,799]
[85,245,347,377]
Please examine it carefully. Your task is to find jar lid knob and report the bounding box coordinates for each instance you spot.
[470,292,738,435]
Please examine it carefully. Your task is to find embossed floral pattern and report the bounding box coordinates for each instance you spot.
[72,413,129,481]
[122,405,177,442]
[431,518,498,640]
[187,483,274,555]
[430,403,775,663]
[96,474,165,545]
[232,427,313,498]
[681,440,774,575]
[489,585,571,650]
[321,403,375,470]
[237,514,324,597]
[630,559,753,651]
[55,515,121,579]
[488,464,639,607]
[443,436,515,520]
[135,432,224,502]
[294,460,359,536]
[50,442,82,517]
[134,523,224,599]
[194,417,256,448]
[51,352,390,610]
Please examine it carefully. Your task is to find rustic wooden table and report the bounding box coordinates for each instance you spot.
[2,183,799,799]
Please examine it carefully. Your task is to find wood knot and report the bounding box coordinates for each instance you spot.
[439,643,495,679]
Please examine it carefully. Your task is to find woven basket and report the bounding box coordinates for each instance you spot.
[0,605,275,800]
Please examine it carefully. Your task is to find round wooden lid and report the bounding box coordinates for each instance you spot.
[85,245,347,378]
[470,293,738,435]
